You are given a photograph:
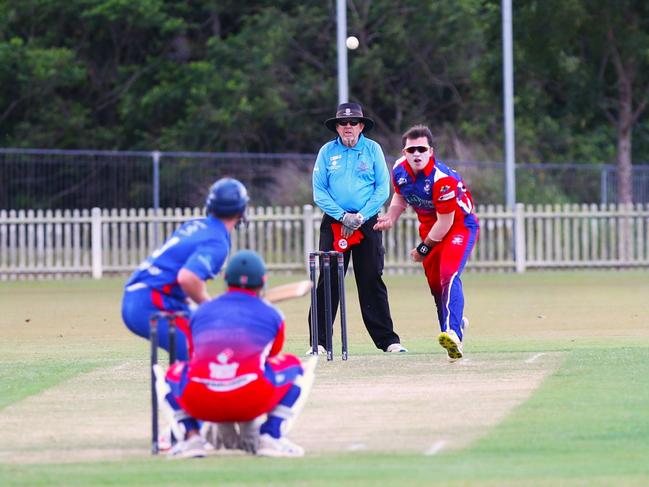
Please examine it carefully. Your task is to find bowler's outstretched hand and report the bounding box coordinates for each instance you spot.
[373,215,394,231]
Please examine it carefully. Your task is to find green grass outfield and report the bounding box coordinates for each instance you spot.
[1,270,648,486]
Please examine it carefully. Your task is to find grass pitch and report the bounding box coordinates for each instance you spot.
[1,270,648,486]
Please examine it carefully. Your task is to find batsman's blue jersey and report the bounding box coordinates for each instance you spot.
[312,134,390,221]
[125,215,231,302]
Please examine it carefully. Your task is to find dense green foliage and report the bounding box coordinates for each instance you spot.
[1,1,648,203]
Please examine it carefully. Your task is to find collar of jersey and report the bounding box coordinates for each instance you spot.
[403,155,435,180]
[227,287,259,297]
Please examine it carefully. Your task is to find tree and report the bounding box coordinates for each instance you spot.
[595,2,649,204]
[515,0,649,203]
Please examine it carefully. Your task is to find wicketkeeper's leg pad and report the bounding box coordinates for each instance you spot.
[261,356,317,438]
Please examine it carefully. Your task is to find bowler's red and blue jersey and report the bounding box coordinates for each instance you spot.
[392,156,475,226]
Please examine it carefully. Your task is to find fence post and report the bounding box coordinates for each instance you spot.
[303,204,314,272]
[152,151,161,246]
[514,203,526,273]
[91,207,103,279]
[600,166,608,205]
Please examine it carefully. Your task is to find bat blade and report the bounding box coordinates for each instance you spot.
[264,280,313,303]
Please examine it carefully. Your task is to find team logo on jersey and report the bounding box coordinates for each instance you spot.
[208,349,239,379]
[190,348,259,392]
[405,194,435,209]
[358,160,369,172]
[424,180,432,194]
[451,235,464,245]
[438,190,456,202]
[328,158,341,171]
[330,155,341,162]
[440,185,451,193]
[397,177,408,186]
[337,238,348,250]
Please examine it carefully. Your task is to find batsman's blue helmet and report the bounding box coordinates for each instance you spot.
[225,250,266,289]
[205,178,249,217]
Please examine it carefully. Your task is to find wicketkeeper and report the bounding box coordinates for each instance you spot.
[154,250,316,458]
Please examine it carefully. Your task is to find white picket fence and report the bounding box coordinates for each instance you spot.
[1,203,648,279]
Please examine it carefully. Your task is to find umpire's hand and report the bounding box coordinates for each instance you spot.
[342,212,364,230]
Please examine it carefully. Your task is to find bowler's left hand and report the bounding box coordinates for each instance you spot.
[410,247,424,263]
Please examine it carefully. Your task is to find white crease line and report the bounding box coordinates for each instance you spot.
[424,440,446,456]
[347,443,367,451]
[525,353,546,363]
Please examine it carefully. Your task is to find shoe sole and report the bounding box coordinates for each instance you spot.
[257,447,304,458]
[167,449,207,459]
[438,332,463,360]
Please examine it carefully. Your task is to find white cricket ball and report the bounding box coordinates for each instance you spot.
[346,36,359,50]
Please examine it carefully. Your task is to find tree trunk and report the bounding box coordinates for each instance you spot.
[615,62,634,260]
[616,116,633,205]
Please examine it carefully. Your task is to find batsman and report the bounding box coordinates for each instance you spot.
[121,177,248,360]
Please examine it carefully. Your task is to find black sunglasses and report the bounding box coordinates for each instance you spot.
[404,146,430,154]
[337,120,360,127]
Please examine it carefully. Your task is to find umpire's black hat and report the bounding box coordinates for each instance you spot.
[325,102,374,133]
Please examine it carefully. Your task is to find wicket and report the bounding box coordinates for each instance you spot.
[308,251,348,361]
[149,310,187,455]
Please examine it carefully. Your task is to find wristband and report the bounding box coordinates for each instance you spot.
[416,242,431,257]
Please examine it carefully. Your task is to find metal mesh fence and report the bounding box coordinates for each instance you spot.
[156,152,315,208]
[1,148,648,209]
[1,149,152,209]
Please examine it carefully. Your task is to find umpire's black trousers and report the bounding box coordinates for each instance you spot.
[308,213,400,351]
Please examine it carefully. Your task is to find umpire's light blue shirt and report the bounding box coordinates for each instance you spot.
[312,134,390,221]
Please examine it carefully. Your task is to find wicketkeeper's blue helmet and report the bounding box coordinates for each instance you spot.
[225,250,266,289]
[205,178,249,217]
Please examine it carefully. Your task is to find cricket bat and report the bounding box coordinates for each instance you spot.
[263,280,313,303]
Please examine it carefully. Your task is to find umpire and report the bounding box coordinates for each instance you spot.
[308,102,406,353]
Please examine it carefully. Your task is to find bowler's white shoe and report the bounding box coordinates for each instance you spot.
[438,329,464,362]
[386,343,408,353]
[167,435,209,459]
[257,434,304,457]
[305,344,326,356]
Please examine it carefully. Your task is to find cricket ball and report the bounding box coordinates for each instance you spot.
[346,36,359,50]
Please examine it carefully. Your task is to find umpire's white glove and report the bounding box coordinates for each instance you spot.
[341,212,364,231]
